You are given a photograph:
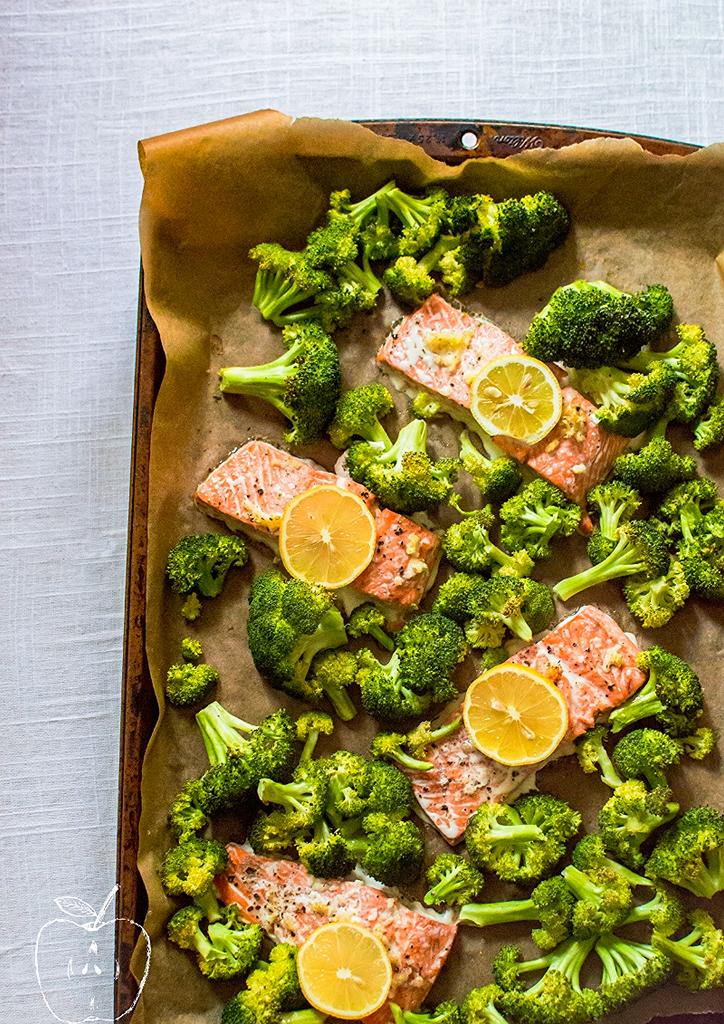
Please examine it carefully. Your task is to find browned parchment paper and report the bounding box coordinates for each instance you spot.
[132,111,724,1024]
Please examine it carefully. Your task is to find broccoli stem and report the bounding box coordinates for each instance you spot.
[319,681,357,722]
[459,898,539,928]
[253,272,318,321]
[196,703,257,766]
[219,344,301,416]
[608,677,663,734]
[279,1011,328,1024]
[553,533,648,601]
[377,418,428,469]
[485,822,545,846]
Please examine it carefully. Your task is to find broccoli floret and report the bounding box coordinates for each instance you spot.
[384,185,450,257]
[458,430,523,503]
[657,478,722,539]
[257,763,329,831]
[323,749,376,822]
[181,637,203,662]
[679,726,717,759]
[295,710,334,764]
[344,811,425,885]
[493,936,602,1024]
[327,384,394,450]
[571,833,652,890]
[167,900,264,981]
[219,322,341,445]
[572,363,675,437]
[221,942,324,1024]
[466,793,581,885]
[168,778,210,842]
[612,434,698,494]
[611,728,683,789]
[392,1001,462,1024]
[326,181,400,261]
[459,876,576,952]
[405,717,461,761]
[249,243,334,324]
[435,573,555,648]
[165,660,219,707]
[609,645,704,736]
[304,217,360,271]
[166,533,249,616]
[160,836,229,897]
[382,234,460,306]
[307,649,359,722]
[362,758,415,817]
[412,391,446,421]
[561,856,634,939]
[598,780,679,868]
[346,603,395,651]
[622,559,690,628]
[587,482,642,541]
[345,416,459,514]
[246,570,347,702]
[623,880,685,936]
[356,649,429,721]
[594,930,672,1013]
[574,725,622,789]
[500,480,582,560]
[646,805,724,898]
[370,730,437,771]
[295,818,355,879]
[461,985,513,1024]
[624,323,720,424]
[303,253,383,332]
[694,394,724,451]
[652,909,724,990]
[424,853,485,906]
[523,279,673,369]
[553,519,669,602]
[442,507,535,577]
[480,192,570,288]
[248,808,303,858]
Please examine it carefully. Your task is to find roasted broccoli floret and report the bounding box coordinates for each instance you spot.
[694,394,724,451]
[384,185,450,258]
[594,930,672,1013]
[249,243,334,324]
[656,477,722,539]
[572,363,675,436]
[219,322,341,445]
[166,532,249,619]
[370,730,437,772]
[246,570,347,703]
[478,192,570,288]
[168,778,211,842]
[571,833,653,889]
[346,603,395,651]
[165,659,219,707]
[611,728,684,789]
[391,1000,462,1024]
[553,519,669,602]
[344,811,425,885]
[424,853,486,907]
[598,780,679,868]
[651,909,724,990]
[405,717,461,760]
[561,855,634,939]
[295,710,334,764]
[307,649,359,722]
[221,942,324,1024]
[493,936,602,1024]
[167,899,264,980]
[160,836,229,897]
[257,764,329,831]
[248,807,302,858]
[181,637,204,662]
[609,645,704,736]
[611,434,698,494]
[623,881,685,936]
[460,985,513,1024]
[499,480,582,560]
[523,279,673,369]
[459,876,576,952]
[466,793,581,885]
[295,818,355,879]
[458,430,523,503]
[434,572,555,648]
[574,725,622,789]
[622,559,690,628]
[442,507,535,577]
[587,482,642,543]
[646,805,724,898]
[327,384,394,450]
[383,235,461,307]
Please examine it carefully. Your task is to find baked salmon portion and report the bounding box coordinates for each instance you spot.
[377,296,630,505]
[194,440,442,621]
[402,606,646,843]
[216,845,458,1024]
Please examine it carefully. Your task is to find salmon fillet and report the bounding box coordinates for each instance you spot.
[194,440,442,621]
[215,845,458,1024]
[377,296,630,505]
[402,606,646,843]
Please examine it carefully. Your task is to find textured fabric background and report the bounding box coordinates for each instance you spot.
[2,1,723,1020]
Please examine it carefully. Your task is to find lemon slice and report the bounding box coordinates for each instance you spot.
[297,922,393,1019]
[463,663,569,766]
[470,354,563,444]
[279,485,377,589]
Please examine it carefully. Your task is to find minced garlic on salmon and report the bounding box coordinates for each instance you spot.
[215,845,458,1024]
[401,606,646,843]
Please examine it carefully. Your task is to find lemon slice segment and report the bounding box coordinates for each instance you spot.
[470,354,563,445]
[463,663,569,766]
[297,922,393,1019]
[279,485,377,589]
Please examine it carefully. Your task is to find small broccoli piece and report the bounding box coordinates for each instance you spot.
[460,984,513,1024]
[246,570,347,703]
[181,637,203,662]
[523,279,673,369]
[623,880,685,936]
[679,726,717,759]
[657,477,722,539]
[257,763,329,831]
[356,648,432,721]
[160,837,229,897]
[219,322,341,445]
[574,725,622,789]
[383,235,462,307]
[652,909,724,990]
[499,480,582,561]
[249,243,334,324]
[611,728,684,789]
[307,649,359,722]
[346,603,395,651]
[624,323,720,425]
[466,793,581,885]
[167,900,264,981]
[572,363,675,437]
[646,805,724,898]
[166,533,249,616]
[370,731,437,771]
[327,180,398,231]
[571,833,653,889]
[458,430,523,503]
[327,384,394,450]
[612,434,698,494]
[362,758,415,818]
[598,780,679,868]
[694,394,724,451]
[381,185,449,257]
[587,482,642,541]
[168,778,210,842]
[165,660,219,707]
[391,1001,462,1024]
[248,808,303,858]
[442,506,535,577]
[553,519,669,602]
[424,853,485,906]
[459,876,576,952]
[412,391,446,420]
[221,942,324,1024]
[295,710,334,764]
[295,818,355,879]
[623,559,690,628]
[561,855,634,939]
[344,811,425,885]
[302,253,383,333]
[405,717,461,761]
[594,930,672,1014]
[304,217,360,271]
[323,749,376,822]
[480,192,570,288]
[435,572,555,648]
[609,645,704,736]
[493,936,602,1024]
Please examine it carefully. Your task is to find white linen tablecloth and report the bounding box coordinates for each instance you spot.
[2,1,723,1020]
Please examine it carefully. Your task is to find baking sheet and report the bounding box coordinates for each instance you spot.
[128,110,724,1024]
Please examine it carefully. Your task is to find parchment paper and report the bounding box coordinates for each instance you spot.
[132,111,724,1024]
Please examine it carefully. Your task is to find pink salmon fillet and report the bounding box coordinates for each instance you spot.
[215,845,458,1024]
[377,296,629,505]
[402,606,646,843]
[194,440,441,620]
